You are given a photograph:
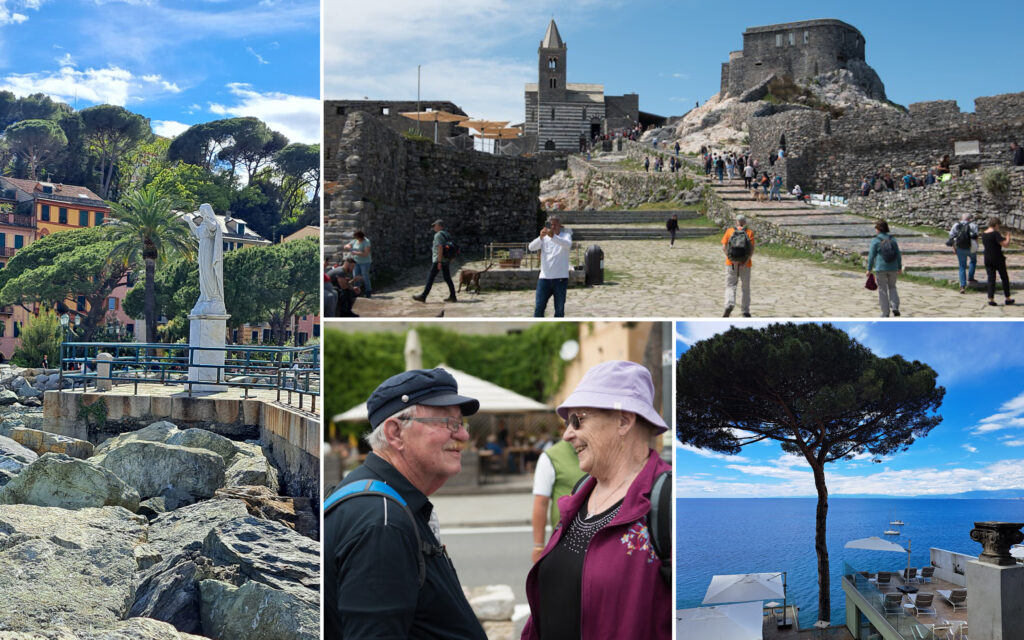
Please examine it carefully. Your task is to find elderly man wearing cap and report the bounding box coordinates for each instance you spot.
[324,368,487,639]
[413,219,458,304]
[521,360,671,640]
[721,214,754,317]
[528,214,573,317]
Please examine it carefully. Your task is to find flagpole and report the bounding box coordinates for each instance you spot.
[416,65,421,137]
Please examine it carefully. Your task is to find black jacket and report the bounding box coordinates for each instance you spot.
[324,453,487,639]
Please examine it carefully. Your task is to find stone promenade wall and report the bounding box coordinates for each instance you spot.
[326,112,541,281]
[845,167,1024,232]
[748,92,1024,196]
[560,152,700,210]
[43,390,320,502]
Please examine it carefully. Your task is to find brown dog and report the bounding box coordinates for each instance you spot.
[751,187,766,202]
[458,264,493,293]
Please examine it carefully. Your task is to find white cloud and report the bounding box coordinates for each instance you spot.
[246,46,269,65]
[677,444,750,463]
[962,444,977,453]
[207,82,318,143]
[152,120,189,138]
[678,458,1024,498]
[0,65,180,106]
[971,392,1024,434]
[55,52,75,67]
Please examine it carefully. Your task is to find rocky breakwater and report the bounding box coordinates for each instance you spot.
[0,420,319,640]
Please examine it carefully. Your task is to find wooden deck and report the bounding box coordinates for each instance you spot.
[853,570,968,639]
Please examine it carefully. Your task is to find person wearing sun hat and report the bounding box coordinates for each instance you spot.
[521,360,671,640]
[324,368,487,639]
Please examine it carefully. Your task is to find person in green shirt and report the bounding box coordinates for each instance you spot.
[412,219,457,303]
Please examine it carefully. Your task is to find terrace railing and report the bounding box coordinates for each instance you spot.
[59,342,320,413]
[843,562,939,640]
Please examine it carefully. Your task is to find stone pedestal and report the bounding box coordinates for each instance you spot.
[188,313,229,392]
[95,353,113,391]
[966,560,1024,639]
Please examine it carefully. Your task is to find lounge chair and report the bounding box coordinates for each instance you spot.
[883,592,904,615]
[953,622,968,640]
[908,592,936,617]
[903,567,918,584]
[932,622,954,639]
[937,589,967,611]
[874,571,893,591]
[919,566,935,583]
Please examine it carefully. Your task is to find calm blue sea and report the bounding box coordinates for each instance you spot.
[676,498,1024,628]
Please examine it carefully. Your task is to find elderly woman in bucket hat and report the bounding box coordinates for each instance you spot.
[521,360,671,640]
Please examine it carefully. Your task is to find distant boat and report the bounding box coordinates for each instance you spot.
[889,510,905,526]
[884,529,901,536]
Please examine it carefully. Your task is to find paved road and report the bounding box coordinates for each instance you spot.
[354,235,1024,318]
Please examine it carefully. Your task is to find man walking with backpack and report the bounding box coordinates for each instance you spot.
[413,219,458,303]
[949,213,979,294]
[324,368,487,639]
[721,215,754,317]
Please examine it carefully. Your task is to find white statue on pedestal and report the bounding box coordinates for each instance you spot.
[186,203,226,316]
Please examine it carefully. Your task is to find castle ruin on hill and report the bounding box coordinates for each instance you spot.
[703,19,1024,198]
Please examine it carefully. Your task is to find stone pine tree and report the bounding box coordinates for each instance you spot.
[675,323,944,624]
[3,119,67,179]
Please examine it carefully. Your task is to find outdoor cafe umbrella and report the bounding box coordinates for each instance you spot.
[399,110,467,143]
[702,572,789,627]
[845,536,912,585]
[676,601,763,640]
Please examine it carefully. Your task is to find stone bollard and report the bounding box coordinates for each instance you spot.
[95,352,114,391]
[466,585,516,640]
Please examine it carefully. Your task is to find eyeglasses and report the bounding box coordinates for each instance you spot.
[565,412,589,431]
[400,416,466,435]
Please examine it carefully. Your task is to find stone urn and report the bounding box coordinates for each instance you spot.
[970,522,1024,566]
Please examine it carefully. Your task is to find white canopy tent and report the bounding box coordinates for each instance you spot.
[333,363,550,423]
[677,601,763,640]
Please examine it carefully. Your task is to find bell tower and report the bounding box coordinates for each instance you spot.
[538,19,566,103]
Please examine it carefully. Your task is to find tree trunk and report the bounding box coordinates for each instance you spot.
[812,462,831,622]
[144,258,156,343]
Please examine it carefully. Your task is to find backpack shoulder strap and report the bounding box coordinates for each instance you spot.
[649,470,672,586]
[324,479,429,588]
[571,473,591,494]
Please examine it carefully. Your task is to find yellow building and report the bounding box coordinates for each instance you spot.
[0,178,111,239]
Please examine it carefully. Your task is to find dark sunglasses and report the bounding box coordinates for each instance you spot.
[566,411,589,430]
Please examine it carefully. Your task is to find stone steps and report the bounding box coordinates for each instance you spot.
[571,227,717,241]
[556,210,699,224]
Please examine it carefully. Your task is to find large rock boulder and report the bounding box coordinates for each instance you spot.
[1,617,210,639]
[225,441,280,492]
[0,453,140,511]
[130,551,205,634]
[98,441,225,500]
[0,433,38,473]
[93,420,180,457]
[147,498,250,560]
[202,516,320,594]
[166,428,238,461]
[0,388,20,405]
[200,579,319,640]
[8,426,94,458]
[0,505,147,631]
[214,485,317,539]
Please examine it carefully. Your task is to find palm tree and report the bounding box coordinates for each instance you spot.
[107,185,195,342]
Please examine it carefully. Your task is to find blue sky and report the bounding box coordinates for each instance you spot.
[327,0,1024,124]
[675,321,1024,498]
[0,0,319,142]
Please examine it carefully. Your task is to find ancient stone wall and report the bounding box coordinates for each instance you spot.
[748,92,1024,197]
[326,112,541,280]
[324,100,467,182]
[845,167,1024,233]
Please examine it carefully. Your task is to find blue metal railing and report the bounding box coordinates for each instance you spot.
[59,342,320,412]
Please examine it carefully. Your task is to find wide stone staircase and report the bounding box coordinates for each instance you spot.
[557,209,718,241]
[709,178,1024,287]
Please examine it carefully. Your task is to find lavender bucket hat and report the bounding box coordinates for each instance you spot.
[556,360,668,434]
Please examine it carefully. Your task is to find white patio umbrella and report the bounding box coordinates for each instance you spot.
[677,601,763,640]
[703,572,789,627]
[845,536,912,583]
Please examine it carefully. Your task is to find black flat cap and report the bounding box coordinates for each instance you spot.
[367,368,479,428]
